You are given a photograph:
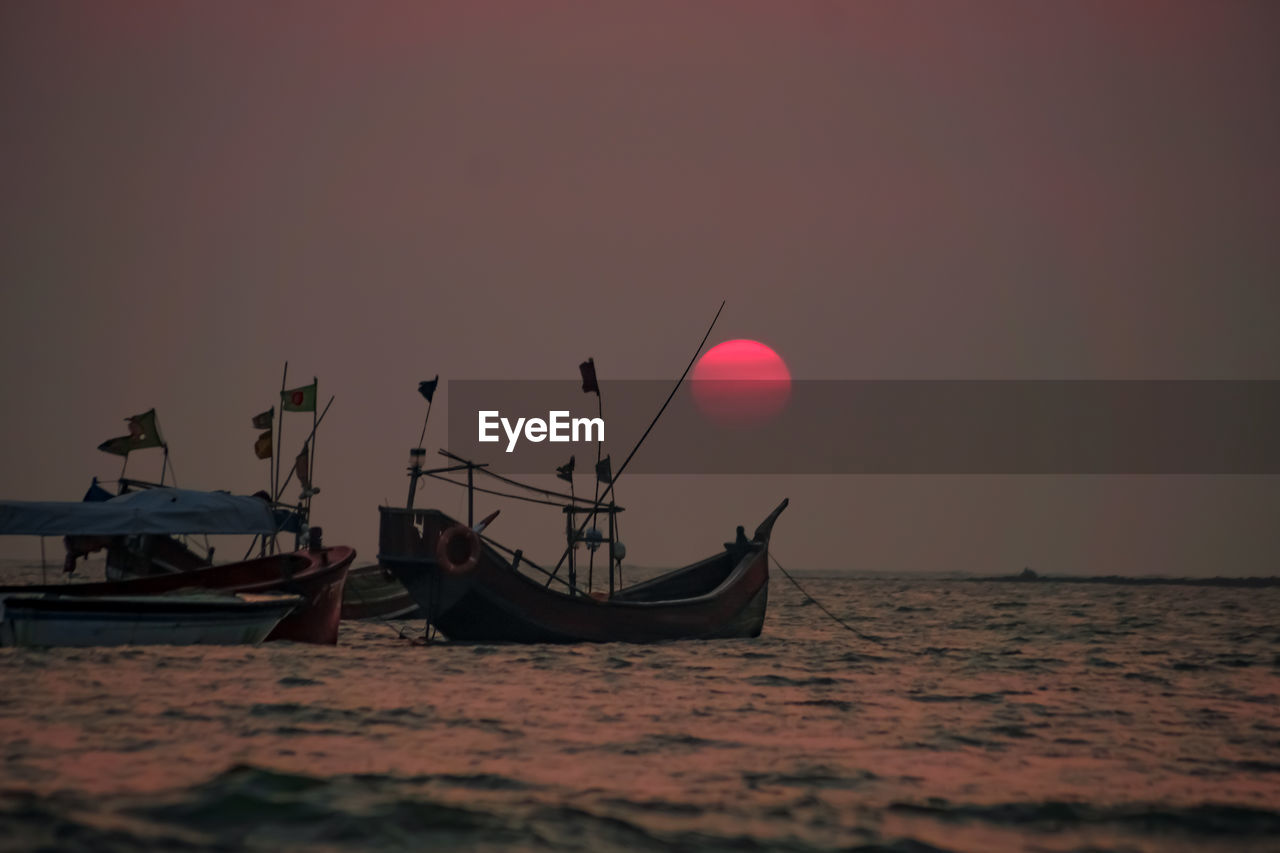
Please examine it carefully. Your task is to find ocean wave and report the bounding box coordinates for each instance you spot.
[888,800,1280,838]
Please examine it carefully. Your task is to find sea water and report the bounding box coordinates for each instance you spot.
[1,562,1278,852]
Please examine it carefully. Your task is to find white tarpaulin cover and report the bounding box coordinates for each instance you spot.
[0,488,277,536]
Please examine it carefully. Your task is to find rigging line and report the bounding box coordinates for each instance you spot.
[475,532,571,591]
[438,450,602,506]
[425,473,572,509]
[607,299,724,492]
[769,552,887,646]
[547,299,726,584]
[346,572,418,641]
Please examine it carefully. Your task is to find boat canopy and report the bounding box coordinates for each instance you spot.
[0,488,278,536]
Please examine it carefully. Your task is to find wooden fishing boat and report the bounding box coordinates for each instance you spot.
[0,488,353,644]
[379,499,788,643]
[54,479,307,580]
[383,303,788,644]
[0,543,353,644]
[0,592,302,648]
[340,563,421,621]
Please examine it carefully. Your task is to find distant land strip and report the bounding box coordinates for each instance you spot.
[976,571,1280,588]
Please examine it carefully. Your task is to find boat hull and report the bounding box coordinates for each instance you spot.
[340,563,421,621]
[0,546,354,645]
[0,594,300,647]
[379,506,780,644]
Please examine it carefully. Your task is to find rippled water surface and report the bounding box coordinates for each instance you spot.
[2,565,1279,852]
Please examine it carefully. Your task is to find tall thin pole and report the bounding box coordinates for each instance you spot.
[305,376,318,529]
[159,445,170,486]
[588,389,603,594]
[608,506,615,597]
[266,407,274,502]
[569,477,577,595]
[467,462,474,528]
[247,395,334,561]
[546,300,725,587]
[272,396,335,503]
[417,398,434,449]
[273,362,288,554]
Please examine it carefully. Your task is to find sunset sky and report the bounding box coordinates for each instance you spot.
[2,2,1277,574]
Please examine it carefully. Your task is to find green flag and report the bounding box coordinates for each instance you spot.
[97,409,164,456]
[281,382,317,413]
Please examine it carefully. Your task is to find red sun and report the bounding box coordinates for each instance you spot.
[691,339,792,426]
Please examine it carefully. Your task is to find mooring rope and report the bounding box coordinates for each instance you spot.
[769,552,887,645]
[344,569,420,641]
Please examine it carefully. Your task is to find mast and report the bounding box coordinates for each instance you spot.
[545,300,726,589]
[273,362,288,554]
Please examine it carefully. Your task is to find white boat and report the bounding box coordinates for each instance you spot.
[0,592,302,647]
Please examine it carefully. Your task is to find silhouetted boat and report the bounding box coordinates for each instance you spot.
[0,592,302,647]
[54,479,307,580]
[382,305,789,643]
[0,545,352,644]
[0,488,353,644]
[379,496,788,643]
[340,563,421,621]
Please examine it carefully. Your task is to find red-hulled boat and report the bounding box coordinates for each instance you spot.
[0,543,353,644]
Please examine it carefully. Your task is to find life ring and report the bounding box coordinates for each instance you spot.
[436,524,481,575]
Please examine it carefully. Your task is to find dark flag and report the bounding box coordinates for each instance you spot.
[295,444,312,491]
[254,430,273,460]
[418,376,439,403]
[579,358,599,395]
[595,455,612,484]
[555,456,575,483]
[97,409,164,456]
[251,408,274,429]
[82,477,114,502]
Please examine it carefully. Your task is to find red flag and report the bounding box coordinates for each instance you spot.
[253,430,273,460]
[579,358,599,395]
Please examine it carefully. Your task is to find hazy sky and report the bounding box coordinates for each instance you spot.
[3,2,1278,574]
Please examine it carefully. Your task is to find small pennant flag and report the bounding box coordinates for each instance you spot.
[418,376,439,403]
[295,443,312,490]
[253,430,273,460]
[555,456,575,483]
[595,455,612,484]
[251,408,274,429]
[281,382,317,412]
[97,409,164,456]
[579,358,599,395]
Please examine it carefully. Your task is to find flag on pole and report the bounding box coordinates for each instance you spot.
[295,443,312,490]
[555,456,575,483]
[579,358,599,395]
[254,430,273,459]
[97,409,164,456]
[251,408,274,429]
[281,382,317,412]
[418,376,439,403]
[595,455,612,484]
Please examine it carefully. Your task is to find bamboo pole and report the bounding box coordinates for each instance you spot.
[273,362,288,554]
[308,376,318,522]
[545,300,725,588]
